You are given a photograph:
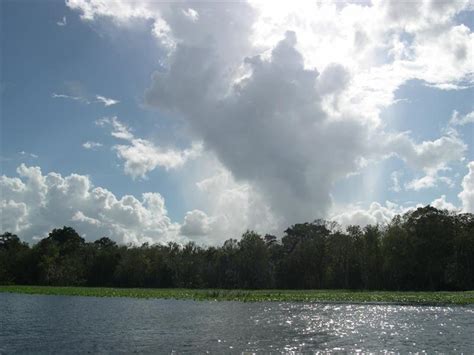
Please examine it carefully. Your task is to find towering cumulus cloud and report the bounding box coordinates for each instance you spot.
[146,27,369,224]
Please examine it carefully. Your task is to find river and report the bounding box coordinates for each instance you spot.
[1,293,473,353]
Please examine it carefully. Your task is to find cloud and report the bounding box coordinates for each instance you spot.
[459,161,474,213]
[64,0,473,229]
[57,16,67,26]
[66,0,156,22]
[250,1,473,125]
[332,201,409,228]
[145,29,372,225]
[405,171,454,191]
[431,195,458,211]
[115,139,202,179]
[332,194,459,228]
[405,174,437,191]
[390,171,402,192]
[193,164,280,242]
[19,151,39,159]
[52,92,89,104]
[1,152,39,163]
[180,209,210,237]
[52,92,119,107]
[144,26,467,226]
[66,0,473,97]
[95,95,120,107]
[398,110,473,192]
[1,162,469,245]
[377,0,470,32]
[427,83,472,91]
[0,164,183,244]
[1,200,30,233]
[82,141,103,150]
[96,116,134,141]
[0,163,275,245]
[182,8,199,22]
[382,132,466,175]
[66,1,471,228]
[449,110,474,126]
[97,116,202,178]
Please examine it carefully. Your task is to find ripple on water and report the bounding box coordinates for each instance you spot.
[0,293,473,353]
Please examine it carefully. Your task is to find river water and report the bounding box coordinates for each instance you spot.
[1,293,473,353]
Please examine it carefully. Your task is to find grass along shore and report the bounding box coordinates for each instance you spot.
[1,285,473,305]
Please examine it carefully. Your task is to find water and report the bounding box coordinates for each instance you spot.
[1,293,473,353]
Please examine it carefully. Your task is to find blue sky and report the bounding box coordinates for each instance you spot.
[1,0,473,244]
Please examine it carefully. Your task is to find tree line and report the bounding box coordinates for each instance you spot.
[1,206,473,291]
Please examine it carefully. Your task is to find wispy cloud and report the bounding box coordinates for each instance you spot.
[449,110,474,126]
[389,171,402,193]
[1,151,39,162]
[82,141,103,150]
[95,117,133,141]
[52,92,119,107]
[19,151,39,159]
[52,92,89,104]
[95,95,120,107]
[57,16,67,26]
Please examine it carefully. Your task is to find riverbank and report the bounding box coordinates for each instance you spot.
[1,286,473,305]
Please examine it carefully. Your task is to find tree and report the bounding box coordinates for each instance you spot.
[325,231,353,289]
[35,227,87,285]
[381,216,416,290]
[404,207,455,290]
[237,231,270,288]
[2,207,473,291]
[0,233,31,284]
[360,225,382,289]
[88,237,120,286]
[114,245,151,287]
[450,213,474,289]
[281,221,330,288]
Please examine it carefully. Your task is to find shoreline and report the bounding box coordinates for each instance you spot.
[1,286,473,306]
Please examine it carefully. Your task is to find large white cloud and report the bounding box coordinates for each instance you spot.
[0,163,277,245]
[332,201,405,228]
[0,164,182,244]
[180,209,211,237]
[332,194,459,228]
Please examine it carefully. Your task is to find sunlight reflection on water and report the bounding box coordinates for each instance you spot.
[1,293,473,353]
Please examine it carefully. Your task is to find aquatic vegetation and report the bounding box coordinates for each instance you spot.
[1,286,473,305]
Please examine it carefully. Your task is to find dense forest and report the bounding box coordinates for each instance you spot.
[1,206,473,291]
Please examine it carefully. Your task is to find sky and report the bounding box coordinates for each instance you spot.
[1,0,473,245]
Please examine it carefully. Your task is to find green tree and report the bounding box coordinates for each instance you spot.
[87,237,120,286]
[0,233,31,284]
[34,227,86,285]
[237,231,270,288]
[281,221,330,288]
[360,225,382,289]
